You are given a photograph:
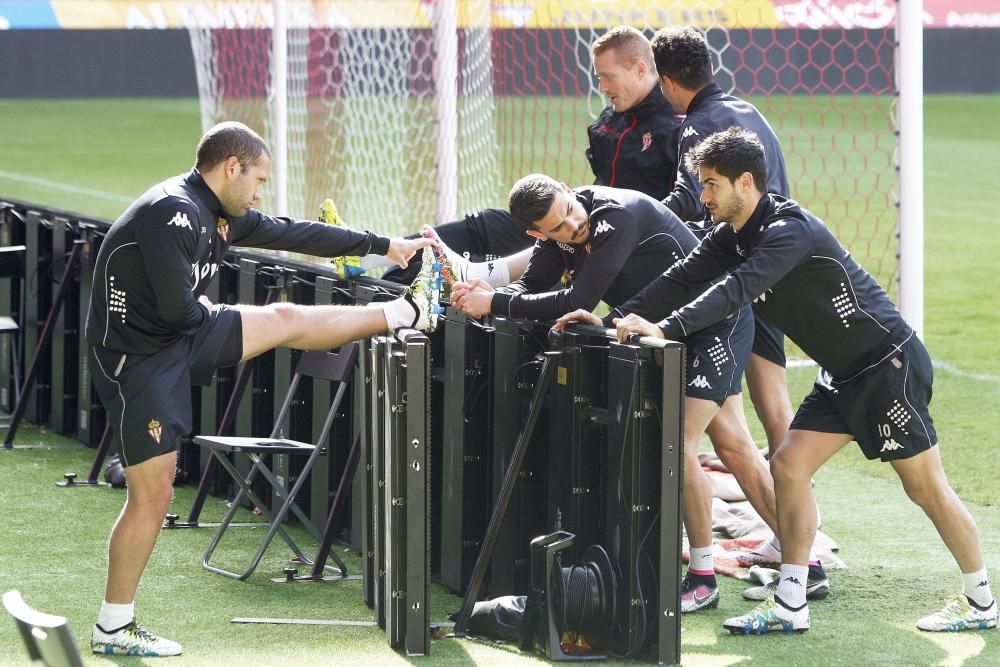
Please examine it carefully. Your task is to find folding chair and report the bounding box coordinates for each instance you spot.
[0,244,25,422]
[3,590,84,667]
[194,342,359,580]
[0,315,20,408]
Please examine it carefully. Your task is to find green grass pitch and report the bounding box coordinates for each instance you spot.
[0,95,998,665]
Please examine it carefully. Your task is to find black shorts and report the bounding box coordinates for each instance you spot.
[789,333,937,461]
[750,307,786,367]
[90,306,243,468]
[683,306,753,406]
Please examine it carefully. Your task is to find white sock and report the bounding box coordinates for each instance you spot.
[97,600,135,632]
[775,564,808,609]
[382,297,417,331]
[688,545,715,574]
[962,568,994,608]
[465,257,510,288]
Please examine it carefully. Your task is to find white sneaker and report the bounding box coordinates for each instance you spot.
[723,597,810,635]
[92,621,183,656]
[917,595,998,632]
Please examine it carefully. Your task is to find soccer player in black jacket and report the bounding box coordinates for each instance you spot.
[586,25,682,201]
[590,126,995,635]
[651,27,797,520]
[452,176,815,613]
[84,122,436,656]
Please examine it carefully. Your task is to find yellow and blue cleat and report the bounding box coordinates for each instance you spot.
[319,198,366,279]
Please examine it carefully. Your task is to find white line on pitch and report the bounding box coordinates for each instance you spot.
[933,360,1000,384]
[0,169,132,204]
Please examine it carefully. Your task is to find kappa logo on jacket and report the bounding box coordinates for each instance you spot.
[167,212,192,230]
[593,220,615,236]
[681,126,699,140]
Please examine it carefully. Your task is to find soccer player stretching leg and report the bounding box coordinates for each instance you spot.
[573,126,996,635]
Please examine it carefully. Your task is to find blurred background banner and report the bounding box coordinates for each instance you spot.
[1,0,999,30]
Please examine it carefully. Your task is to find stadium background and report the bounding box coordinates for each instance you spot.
[7,0,998,295]
[1,2,999,664]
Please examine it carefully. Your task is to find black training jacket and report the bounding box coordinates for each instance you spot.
[665,84,789,223]
[587,87,683,201]
[491,186,701,320]
[614,194,910,380]
[85,168,390,354]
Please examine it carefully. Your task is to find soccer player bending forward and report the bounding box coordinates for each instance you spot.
[558,126,996,635]
[85,122,438,656]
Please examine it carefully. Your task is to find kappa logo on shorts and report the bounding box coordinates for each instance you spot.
[167,212,192,230]
[688,374,712,389]
[216,216,230,243]
[880,438,903,452]
[147,418,162,444]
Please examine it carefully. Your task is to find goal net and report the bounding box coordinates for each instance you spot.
[186,0,897,292]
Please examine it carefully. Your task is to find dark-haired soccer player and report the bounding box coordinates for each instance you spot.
[650,29,797,549]
[451,174,799,614]
[85,121,436,656]
[590,126,995,634]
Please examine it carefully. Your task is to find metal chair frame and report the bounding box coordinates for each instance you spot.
[194,342,358,581]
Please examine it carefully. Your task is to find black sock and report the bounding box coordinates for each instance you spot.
[966,595,996,612]
[774,594,807,613]
[686,571,717,587]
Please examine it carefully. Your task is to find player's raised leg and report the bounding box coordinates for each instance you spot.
[237,253,442,361]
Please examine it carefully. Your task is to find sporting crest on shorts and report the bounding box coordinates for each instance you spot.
[216,216,230,243]
[147,418,162,444]
[641,132,653,152]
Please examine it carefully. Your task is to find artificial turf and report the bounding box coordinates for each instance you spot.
[0,94,998,664]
